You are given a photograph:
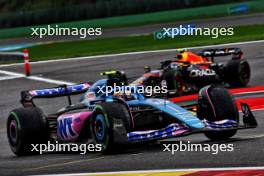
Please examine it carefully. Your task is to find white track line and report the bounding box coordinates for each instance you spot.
[236,90,264,95]
[35,166,264,176]
[0,75,23,81]
[1,40,264,68]
[252,108,264,112]
[28,76,75,85]
[0,70,74,85]
[241,134,264,140]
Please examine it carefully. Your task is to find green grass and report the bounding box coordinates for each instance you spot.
[23,24,264,61]
[0,0,264,40]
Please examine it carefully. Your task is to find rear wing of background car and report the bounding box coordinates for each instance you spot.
[21,83,90,107]
[199,48,243,61]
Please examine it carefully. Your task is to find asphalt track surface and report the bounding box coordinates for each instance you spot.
[0,13,264,46]
[0,41,263,176]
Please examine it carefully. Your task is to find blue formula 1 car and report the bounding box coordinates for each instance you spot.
[7,72,258,155]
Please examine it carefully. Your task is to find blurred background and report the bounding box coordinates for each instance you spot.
[0,0,251,28]
[0,0,263,61]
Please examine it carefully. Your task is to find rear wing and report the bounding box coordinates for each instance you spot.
[21,83,90,107]
[199,48,243,61]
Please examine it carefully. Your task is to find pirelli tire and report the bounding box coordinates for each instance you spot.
[7,107,49,156]
[224,59,251,87]
[197,85,239,140]
[162,69,185,97]
[90,102,132,153]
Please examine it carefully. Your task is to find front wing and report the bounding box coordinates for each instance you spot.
[127,119,237,142]
[127,103,257,142]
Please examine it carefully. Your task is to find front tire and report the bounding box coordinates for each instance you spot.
[197,85,239,140]
[90,102,132,153]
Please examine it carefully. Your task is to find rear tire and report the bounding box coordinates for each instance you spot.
[197,85,239,140]
[162,69,185,97]
[224,59,250,87]
[7,107,49,156]
[90,102,132,153]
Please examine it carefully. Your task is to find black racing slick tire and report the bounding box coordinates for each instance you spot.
[7,107,49,156]
[224,59,250,87]
[90,102,132,153]
[197,85,239,140]
[162,69,185,97]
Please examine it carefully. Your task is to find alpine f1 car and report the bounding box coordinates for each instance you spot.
[130,48,251,97]
[7,73,257,155]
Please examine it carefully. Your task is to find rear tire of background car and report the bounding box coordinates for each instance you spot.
[162,69,185,97]
[224,59,250,87]
[197,85,239,140]
[7,107,49,156]
[90,102,132,153]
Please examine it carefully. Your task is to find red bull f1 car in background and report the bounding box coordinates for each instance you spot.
[130,48,251,97]
[7,74,257,156]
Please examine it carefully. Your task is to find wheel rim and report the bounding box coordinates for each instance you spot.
[94,114,106,142]
[9,120,18,145]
